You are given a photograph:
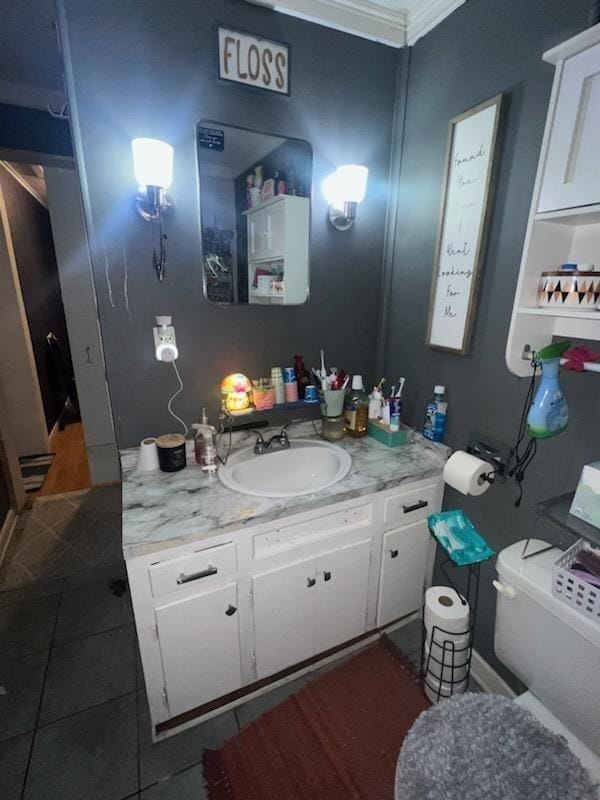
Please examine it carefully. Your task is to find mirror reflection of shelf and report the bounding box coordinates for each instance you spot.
[246,195,309,306]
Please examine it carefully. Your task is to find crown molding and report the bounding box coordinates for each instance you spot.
[248,0,407,47]
[406,0,465,45]
[246,0,464,47]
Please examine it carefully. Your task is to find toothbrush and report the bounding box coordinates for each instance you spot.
[320,350,327,381]
[341,375,350,390]
[396,377,406,397]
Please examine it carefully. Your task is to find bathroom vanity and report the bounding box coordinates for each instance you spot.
[121,423,448,739]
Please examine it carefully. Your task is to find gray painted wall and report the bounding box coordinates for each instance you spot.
[0,466,9,528]
[382,0,596,683]
[59,0,398,447]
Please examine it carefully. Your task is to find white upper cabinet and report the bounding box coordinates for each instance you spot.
[538,40,600,212]
[506,24,600,376]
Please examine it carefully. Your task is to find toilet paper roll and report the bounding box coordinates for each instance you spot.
[425,640,468,684]
[136,437,160,472]
[424,586,470,637]
[424,670,467,704]
[443,450,491,496]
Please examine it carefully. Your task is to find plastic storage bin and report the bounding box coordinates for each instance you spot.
[552,539,600,621]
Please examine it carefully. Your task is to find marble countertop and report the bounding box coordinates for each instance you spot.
[121,421,449,559]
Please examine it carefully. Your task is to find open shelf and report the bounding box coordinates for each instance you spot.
[534,204,600,226]
[517,306,600,320]
[537,492,600,549]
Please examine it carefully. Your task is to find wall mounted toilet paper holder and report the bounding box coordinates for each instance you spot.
[466,432,511,482]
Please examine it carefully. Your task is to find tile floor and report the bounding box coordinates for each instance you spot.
[0,562,478,800]
[0,559,239,800]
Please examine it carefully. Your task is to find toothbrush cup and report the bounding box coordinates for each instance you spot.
[320,389,346,417]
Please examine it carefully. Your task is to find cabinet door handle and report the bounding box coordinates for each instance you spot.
[402,499,428,514]
[225,604,237,616]
[306,577,316,588]
[390,549,399,559]
[176,565,217,585]
[323,570,332,582]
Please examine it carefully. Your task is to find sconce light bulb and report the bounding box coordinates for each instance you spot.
[336,164,368,203]
[131,137,174,190]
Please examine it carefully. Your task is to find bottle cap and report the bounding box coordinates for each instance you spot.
[352,375,364,390]
[434,385,445,395]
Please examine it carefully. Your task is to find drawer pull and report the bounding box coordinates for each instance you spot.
[225,604,237,616]
[402,500,428,514]
[390,549,399,559]
[176,565,217,584]
[307,577,316,588]
[323,571,332,582]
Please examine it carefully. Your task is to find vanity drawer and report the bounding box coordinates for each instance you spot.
[384,483,438,527]
[148,542,237,598]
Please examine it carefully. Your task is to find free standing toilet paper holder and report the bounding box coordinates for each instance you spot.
[420,524,494,702]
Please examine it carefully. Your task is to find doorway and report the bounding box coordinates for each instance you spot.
[0,152,119,585]
[0,160,89,500]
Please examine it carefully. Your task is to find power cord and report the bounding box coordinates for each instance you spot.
[167,360,188,437]
[507,359,539,507]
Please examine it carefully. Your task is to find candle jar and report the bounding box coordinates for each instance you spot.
[321,415,345,442]
[252,379,275,410]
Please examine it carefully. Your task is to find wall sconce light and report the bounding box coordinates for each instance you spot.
[131,137,174,282]
[322,164,369,231]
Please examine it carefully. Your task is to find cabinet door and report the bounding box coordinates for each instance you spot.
[315,539,371,654]
[539,42,600,212]
[155,582,242,717]
[264,203,284,258]
[377,520,432,628]
[253,555,317,680]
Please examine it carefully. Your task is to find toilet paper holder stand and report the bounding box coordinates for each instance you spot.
[420,532,484,702]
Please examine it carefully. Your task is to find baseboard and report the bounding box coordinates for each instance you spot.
[470,649,515,697]
[0,507,18,567]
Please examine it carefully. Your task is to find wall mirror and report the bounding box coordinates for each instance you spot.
[197,121,312,305]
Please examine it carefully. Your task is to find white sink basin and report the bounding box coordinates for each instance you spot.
[218,438,352,498]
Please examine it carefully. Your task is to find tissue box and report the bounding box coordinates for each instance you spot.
[570,462,600,530]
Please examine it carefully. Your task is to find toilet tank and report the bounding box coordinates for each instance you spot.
[494,539,600,756]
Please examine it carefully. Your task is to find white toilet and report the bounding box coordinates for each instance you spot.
[494,539,600,786]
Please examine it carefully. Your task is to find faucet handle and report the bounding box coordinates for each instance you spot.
[252,430,267,454]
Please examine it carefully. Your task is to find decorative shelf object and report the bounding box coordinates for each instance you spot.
[537,492,600,549]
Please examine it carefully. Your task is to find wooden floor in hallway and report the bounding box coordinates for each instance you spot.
[32,422,91,502]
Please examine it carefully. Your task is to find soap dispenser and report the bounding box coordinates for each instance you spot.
[192,408,218,473]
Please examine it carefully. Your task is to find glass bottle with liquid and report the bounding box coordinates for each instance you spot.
[344,375,368,438]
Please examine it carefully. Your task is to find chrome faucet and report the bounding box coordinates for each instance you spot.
[253,422,296,455]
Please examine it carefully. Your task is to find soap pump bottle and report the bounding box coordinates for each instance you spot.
[192,408,218,473]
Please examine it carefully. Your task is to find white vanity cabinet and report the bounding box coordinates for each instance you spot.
[538,39,600,213]
[154,582,242,717]
[377,520,431,627]
[252,539,371,679]
[126,474,443,740]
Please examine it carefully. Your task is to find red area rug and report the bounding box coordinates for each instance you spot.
[203,638,429,799]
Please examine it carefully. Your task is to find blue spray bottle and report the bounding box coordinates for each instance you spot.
[526,341,570,438]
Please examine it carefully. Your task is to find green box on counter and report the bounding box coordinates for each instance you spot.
[367,420,412,447]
